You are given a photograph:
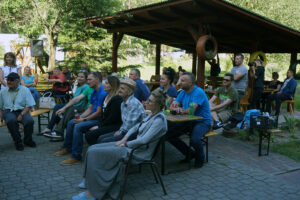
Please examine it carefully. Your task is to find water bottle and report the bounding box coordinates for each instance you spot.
[74,109,80,120]
[164,99,170,114]
[189,102,194,117]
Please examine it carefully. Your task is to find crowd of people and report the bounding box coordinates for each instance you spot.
[0,51,298,200]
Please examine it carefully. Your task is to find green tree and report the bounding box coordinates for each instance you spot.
[0,0,119,71]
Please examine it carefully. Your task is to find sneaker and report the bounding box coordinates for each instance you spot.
[213,121,224,130]
[54,148,71,156]
[60,157,81,165]
[24,140,36,148]
[43,131,61,138]
[78,180,86,189]
[50,137,64,142]
[72,192,95,200]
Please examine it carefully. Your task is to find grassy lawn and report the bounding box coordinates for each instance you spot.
[271,140,300,162]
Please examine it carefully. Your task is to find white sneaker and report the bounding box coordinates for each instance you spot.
[43,131,62,139]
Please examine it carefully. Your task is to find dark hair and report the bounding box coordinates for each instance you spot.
[77,70,88,80]
[288,69,295,75]
[272,72,279,79]
[182,72,196,84]
[107,76,120,96]
[90,71,102,82]
[163,67,176,84]
[4,52,17,66]
[235,53,244,60]
[224,73,234,81]
[131,68,140,77]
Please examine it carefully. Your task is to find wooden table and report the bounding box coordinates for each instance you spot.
[161,113,202,174]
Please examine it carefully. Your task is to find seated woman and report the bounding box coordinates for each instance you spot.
[85,76,122,145]
[160,67,177,106]
[21,66,40,103]
[44,67,70,97]
[40,70,90,137]
[261,72,282,111]
[72,88,167,200]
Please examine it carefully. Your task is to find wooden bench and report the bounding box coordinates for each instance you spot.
[0,108,51,133]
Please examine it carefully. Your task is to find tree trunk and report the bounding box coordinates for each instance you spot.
[46,28,57,72]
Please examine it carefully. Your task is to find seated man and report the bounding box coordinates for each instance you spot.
[167,72,211,168]
[54,71,107,165]
[44,67,69,96]
[129,68,150,102]
[209,73,238,129]
[97,78,145,143]
[266,69,297,116]
[0,73,36,151]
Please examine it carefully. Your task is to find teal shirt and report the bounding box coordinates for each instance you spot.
[0,85,35,110]
[74,84,89,108]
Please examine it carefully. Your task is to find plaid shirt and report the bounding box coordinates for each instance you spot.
[119,94,145,134]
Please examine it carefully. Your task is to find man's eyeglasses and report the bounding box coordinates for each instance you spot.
[223,79,231,82]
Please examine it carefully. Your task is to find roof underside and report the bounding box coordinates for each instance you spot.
[88,0,300,53]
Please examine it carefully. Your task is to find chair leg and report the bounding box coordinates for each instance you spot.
[150,164,158,183]
[152,163,167,195]
[119,163,131,200]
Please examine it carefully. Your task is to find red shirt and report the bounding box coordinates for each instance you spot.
[50,73,69,92]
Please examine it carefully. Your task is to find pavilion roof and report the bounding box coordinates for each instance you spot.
[87,0,300,53]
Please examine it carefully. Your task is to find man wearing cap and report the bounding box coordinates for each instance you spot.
[0,72,36,151]
[97,78,145,143]
[129,68,150,102]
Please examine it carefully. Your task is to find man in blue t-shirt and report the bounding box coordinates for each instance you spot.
[129,68,150,102]
[167,72,211,168]
[55,71,107,165]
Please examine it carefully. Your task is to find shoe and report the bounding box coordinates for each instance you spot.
[24,141,36,148]
[37,131,50,136]
[43,131,61,138]
[72,192,95,200]
[54,148,71,156]
[213,121,224,130]
[179,153,195,164]
[78,180,87,189]
[60,157,81,165]
[15,143,24,151]
[194,160,204,168]
[50,137,64,142]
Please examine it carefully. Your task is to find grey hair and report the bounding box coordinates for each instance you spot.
[151,88,167,110]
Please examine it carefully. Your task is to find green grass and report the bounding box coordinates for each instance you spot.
[271,141,300,162]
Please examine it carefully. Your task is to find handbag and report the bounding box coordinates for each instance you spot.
[39,92,56,109]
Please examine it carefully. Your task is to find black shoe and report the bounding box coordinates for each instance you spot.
[24,141,36,148]
[194,160,204,168]
[37,131,50,136]
[15,143,24,151]
[179,153,196,164]
[50,137,64,142]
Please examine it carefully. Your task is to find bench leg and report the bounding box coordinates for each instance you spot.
[38,115,41,133]
[206,137,208,163]
[258,130,263,156]
[161,138,165,175]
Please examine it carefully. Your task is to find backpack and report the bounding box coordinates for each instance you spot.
[223,112,244,130]
[238,109,261,129]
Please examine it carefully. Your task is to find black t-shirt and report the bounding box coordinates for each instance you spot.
[253,66,264,88]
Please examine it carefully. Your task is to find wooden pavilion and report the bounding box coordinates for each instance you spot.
[87,0,300,88]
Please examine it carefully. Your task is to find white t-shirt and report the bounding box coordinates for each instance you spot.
[0,65,21,89]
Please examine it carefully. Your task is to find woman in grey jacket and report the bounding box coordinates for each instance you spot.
[72,88,167,200]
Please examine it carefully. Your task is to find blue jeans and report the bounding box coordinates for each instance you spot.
[266,92,292,115]
[47,104,65,130]
[28,87,40,101]
[167,121,211,162]
[63,119,99,160]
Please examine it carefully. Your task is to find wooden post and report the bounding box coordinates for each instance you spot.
[197,56,205,88]
[155,43,161,75]
[290,52,297,67]
[112,32,124,72]
[192,52,197,75]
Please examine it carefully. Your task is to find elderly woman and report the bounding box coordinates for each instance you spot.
[72,88,167,200]
[0,52,22,90]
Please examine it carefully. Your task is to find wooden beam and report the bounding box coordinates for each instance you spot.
[192,52,197,75]
[112,32,124,72]
[197,56,205,88]
[107,16,219,33]
[290,52,297,67]
[155,43,161,75]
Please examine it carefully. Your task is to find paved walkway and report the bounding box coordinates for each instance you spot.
[0,115,300,200]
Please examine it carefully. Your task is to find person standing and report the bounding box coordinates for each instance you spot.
[230,53,248,100]
[250,59,265,109]
[129,68,150,102]
[0,52,22,90]
[0,73,36,151]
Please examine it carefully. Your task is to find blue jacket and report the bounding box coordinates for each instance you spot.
[134,79,150,102]
[280,77,297,98]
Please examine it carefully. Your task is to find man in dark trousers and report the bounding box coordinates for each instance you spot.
[266,69,297,115]
[250,59,265,109]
